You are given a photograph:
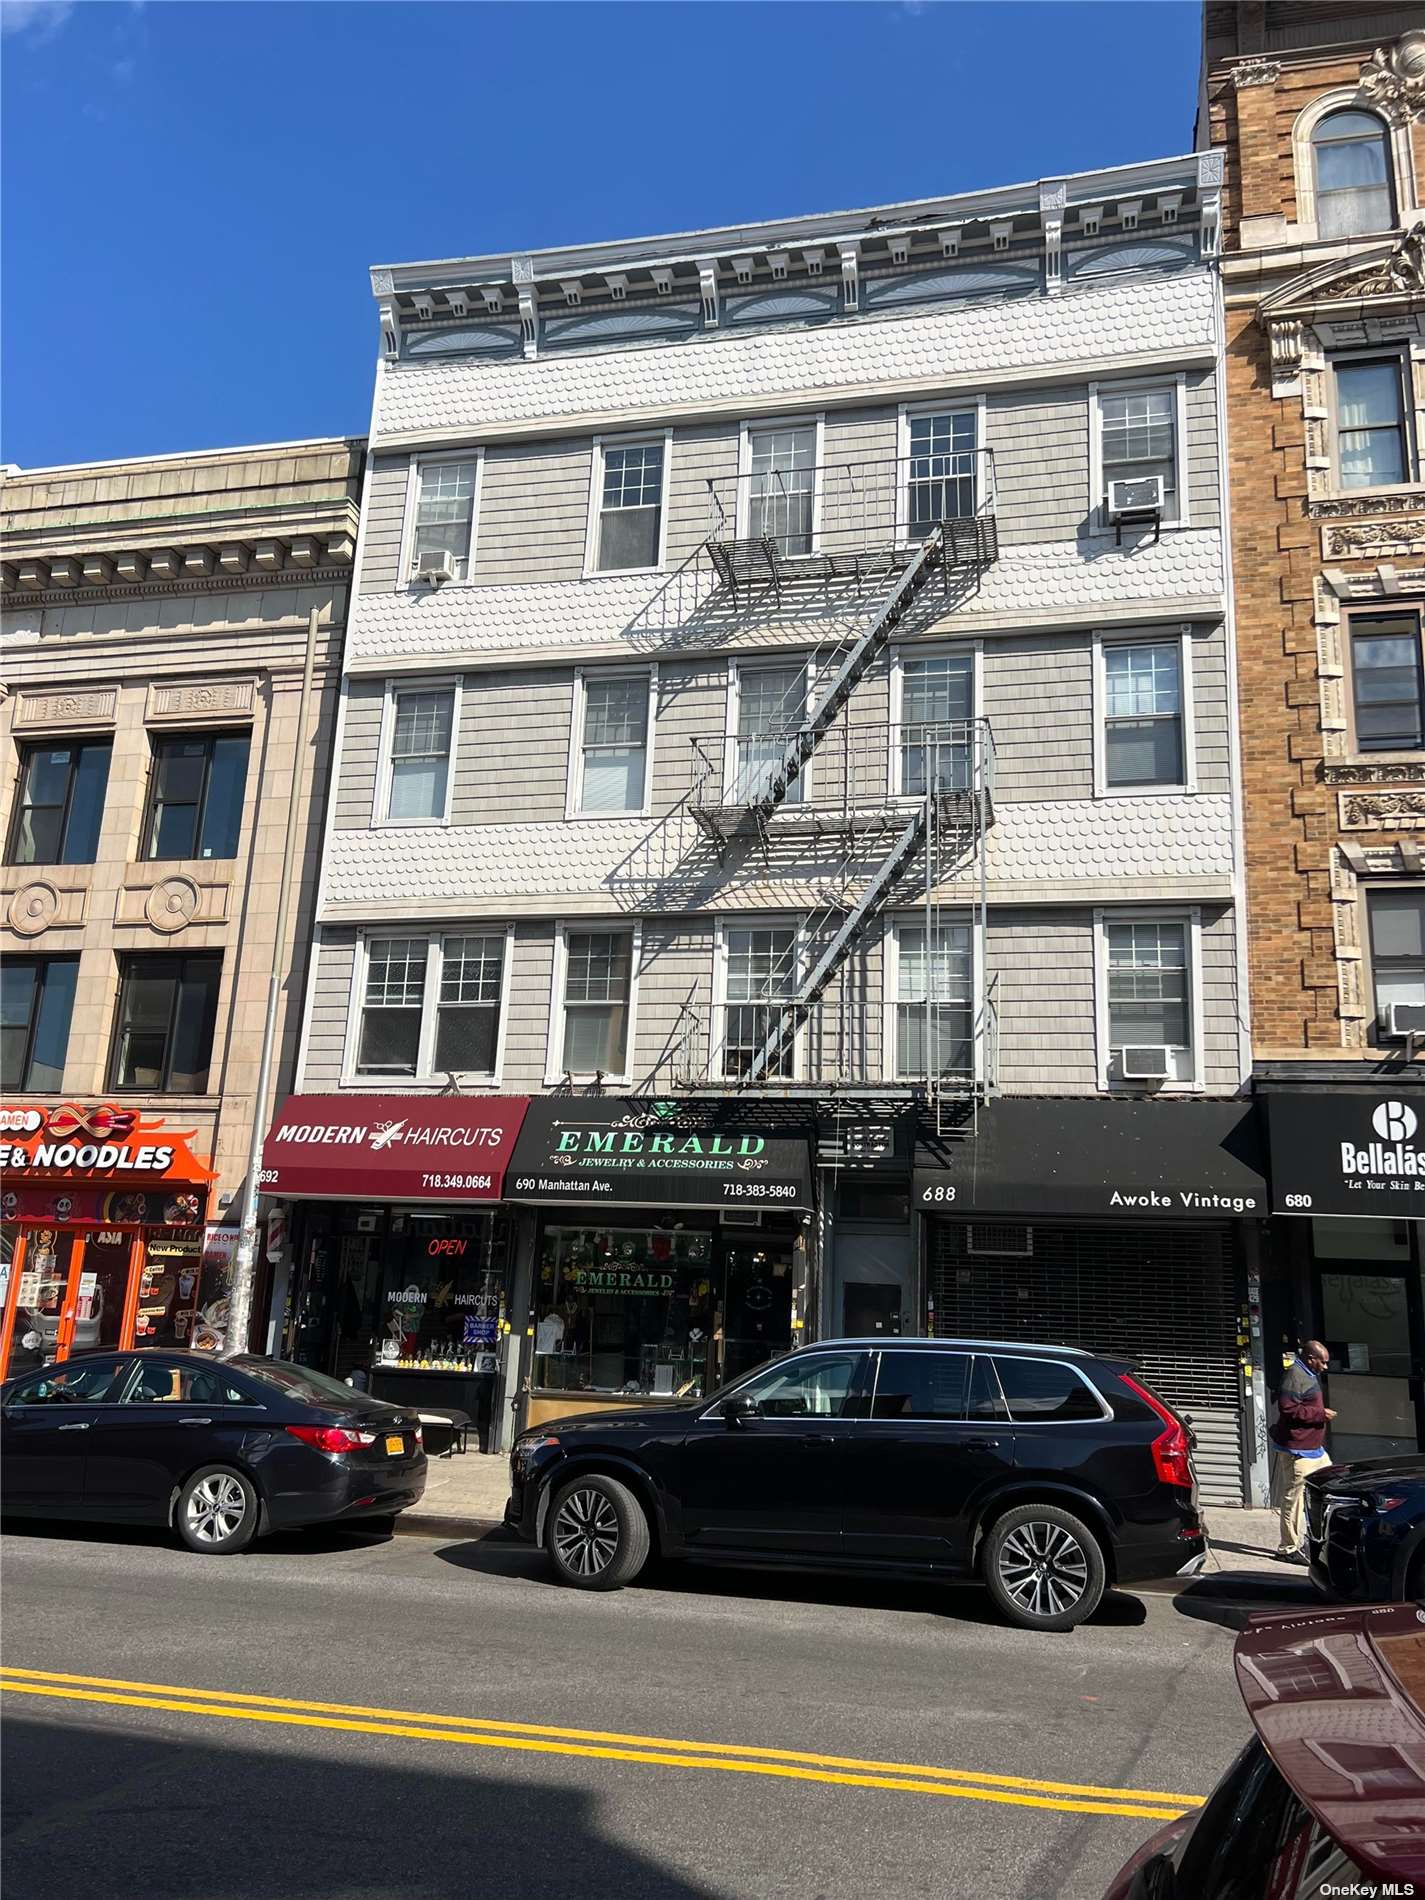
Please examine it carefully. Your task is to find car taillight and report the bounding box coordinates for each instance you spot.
[286,1424,377,1454]
[413,1425,423,1447]
[1119,1373,1193,1489]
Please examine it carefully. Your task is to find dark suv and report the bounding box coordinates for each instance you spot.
[506,1336,1204,1631]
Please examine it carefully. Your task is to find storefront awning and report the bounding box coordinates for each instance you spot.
[260,1094,530,1202]
[1261,1085,1425,1218]
[913,1098,1266,1220]
[505,1097,815,1213]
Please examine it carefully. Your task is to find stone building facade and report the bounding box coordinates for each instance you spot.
[0,440,362,1368]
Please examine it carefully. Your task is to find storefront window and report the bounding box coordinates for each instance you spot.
[376,1211,510,1371]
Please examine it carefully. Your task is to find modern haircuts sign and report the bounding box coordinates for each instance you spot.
[1264,1090,1425,1218]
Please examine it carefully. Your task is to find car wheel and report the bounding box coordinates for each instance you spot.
[982,1503,1106,1632]
[545,1474,650,1591]
[175,1466,259,1556]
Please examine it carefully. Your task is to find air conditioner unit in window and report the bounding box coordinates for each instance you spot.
[1382,1002,1425,1038]
[415,550,457,586]
[720,1209,763,1228]
[1107,476,1164,519]
[1121,1045,1172,1080]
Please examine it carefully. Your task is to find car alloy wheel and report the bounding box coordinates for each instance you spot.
[552,1485,622,1579]
[184,1472,249,1546]
[996,1519,1090,1620]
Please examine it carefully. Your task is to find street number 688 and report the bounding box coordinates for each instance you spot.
[921,1185,958,1202]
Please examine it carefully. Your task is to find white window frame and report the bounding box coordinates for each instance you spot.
[1362,882,1425,1036]
[725,655,817,806]
[545,920,642,1088]
[1093,906,1204,1094]
[895,396,986,543]
[582,430,673,579]
[342,925,514,1088]
[1092,626,1197,798]
[883,912,982,1088]
[398,448,484,590]
[1326,347,1418,495]
[1291,88,1416,241]
[565,665,657,819]
[373,674,461,829]
[712,914,806,1084]
[1089,375,1190,532]
[887,639,981,798]
[736,414,825,551]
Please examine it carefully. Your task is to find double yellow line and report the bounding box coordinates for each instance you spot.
[0,1665,1199,1821]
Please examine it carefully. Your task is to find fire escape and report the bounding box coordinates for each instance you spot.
[669,447,1000,1127]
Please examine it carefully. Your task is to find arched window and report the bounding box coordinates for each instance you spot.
[1311,110,1394,239]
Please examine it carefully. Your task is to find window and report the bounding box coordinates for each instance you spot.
[434,934,504,1075]
[732,663,806,805]
[906,411,977,536]
[992,1357,1105,1422]
[357,936,427,1076]
[383,684,455,823]
[560,929,634,1076]
[966,1355,1009,1420]
[895,924,972,1083]
[1,956,79,1092]
[870,1350,970,1420]
[110,953,222,1093]
[1334,359,1409,489]
[6,1360,126,1406]
[1349,612,1425,751]
[143,731,250,861]
[1102,641,1185,788]
[125,1361,253,1404]
[1098,385,1178,519]
[732,1351,865,1418]
[1105,919,1193,1084]
[723,924,798,1080]
[746,424,816,555]
[353,933,507,1080]
[1312,110,1393,239]
[594,441,665,572]
[577,674,650,813]
[410,459,477,580]
[898,652,972,794]
[1367,890,1425,1022]
[6,740,111,866]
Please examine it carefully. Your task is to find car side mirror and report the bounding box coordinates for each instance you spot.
[723,1393,760,1428]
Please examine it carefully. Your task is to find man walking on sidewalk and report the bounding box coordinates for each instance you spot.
[1270,1339,1335,1564]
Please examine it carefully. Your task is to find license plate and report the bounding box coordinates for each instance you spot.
[385,1434,405,1457]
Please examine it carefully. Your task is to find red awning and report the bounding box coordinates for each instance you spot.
[260,1094,531,1202]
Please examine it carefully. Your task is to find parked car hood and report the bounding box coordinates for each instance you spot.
[538,1400,707,1434]
[1313,1455,1425,1493]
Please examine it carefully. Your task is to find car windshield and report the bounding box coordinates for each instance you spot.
[228,1359,365,1408]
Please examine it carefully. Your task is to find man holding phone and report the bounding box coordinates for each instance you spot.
[1270,1338,1335,1564]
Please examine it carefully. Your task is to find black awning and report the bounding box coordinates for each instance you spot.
[913,1098,1265,1221]
[1261,1085,1425,1218]
[505,1096,814,1213]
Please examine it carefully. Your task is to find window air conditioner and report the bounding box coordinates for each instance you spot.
[1383,1002,1425,1038]
[415,550,457,586]
[1107,476,1164,519]
[720,1209,763,1228]
[1120,1045,1172,1080]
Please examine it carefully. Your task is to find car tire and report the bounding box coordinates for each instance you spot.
[545,1473,650,1591]
[175,1465,259,1556]
[982,1503,1106,1632]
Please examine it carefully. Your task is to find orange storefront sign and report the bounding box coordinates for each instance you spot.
[0,1103,216,1228]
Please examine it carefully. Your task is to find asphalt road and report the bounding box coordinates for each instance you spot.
[0,1520,1313,1900]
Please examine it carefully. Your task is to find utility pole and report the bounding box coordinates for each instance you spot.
[227,604,320,1355]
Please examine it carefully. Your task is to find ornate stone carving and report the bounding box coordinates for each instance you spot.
[1323,519,1425,559]
[1359,31,1425,126]
[1309,490,1425,520]
[12,686,118,729]
[145,875,200,934]
[1325,760,1425,785]
[7,881,59,937]
[147,679,256,723]
[1340,790,1425,830]
[1267,317,1306,388]
[1230,58,1280,88]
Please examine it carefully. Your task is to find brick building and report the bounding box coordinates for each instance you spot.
[1203,4,1425,1459]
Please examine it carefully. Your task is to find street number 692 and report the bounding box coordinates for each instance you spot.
[920,1185,957,1203]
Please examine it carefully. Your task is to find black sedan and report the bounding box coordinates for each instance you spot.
[0,1350,426,1554]
[1306,1454,1425,1602]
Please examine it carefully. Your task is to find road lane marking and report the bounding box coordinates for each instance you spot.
[0,1667,1198,1820]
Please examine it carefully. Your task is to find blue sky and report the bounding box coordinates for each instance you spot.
[1,0,1201,468]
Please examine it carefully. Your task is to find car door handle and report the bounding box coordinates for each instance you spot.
[177,1416,213,1426]
[963,1438,1004,1452]
[800,1434,837,1448]
[56,1422,90,1432]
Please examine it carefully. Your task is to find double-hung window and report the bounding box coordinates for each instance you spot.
[1368,890,1425,1027]
[143,731,251,860]
[905,411,977,536]
[434,935,505,1075]
[383,683,455,823]
[1105,919,1193,1085]
[732,663,806,806]
[6,740,111,866]
[1,955,80,1092]
[1334,359,1409,490]
[110,953,222,1094]
[577,674,650,814]
[897,653,972,795]
[409,459,477,580]
[354,934,507,1080]
[1102,641,1185,788]
[1098,385,1178,521]
[356,937,428,1076]
[894,924,972,1083]
[560,930,634,1077]
[1350,612,1425,752]
[722,924,798,1080]
[594,441,665,572]
[1312,110,1393,239]
[746,425,816,556]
